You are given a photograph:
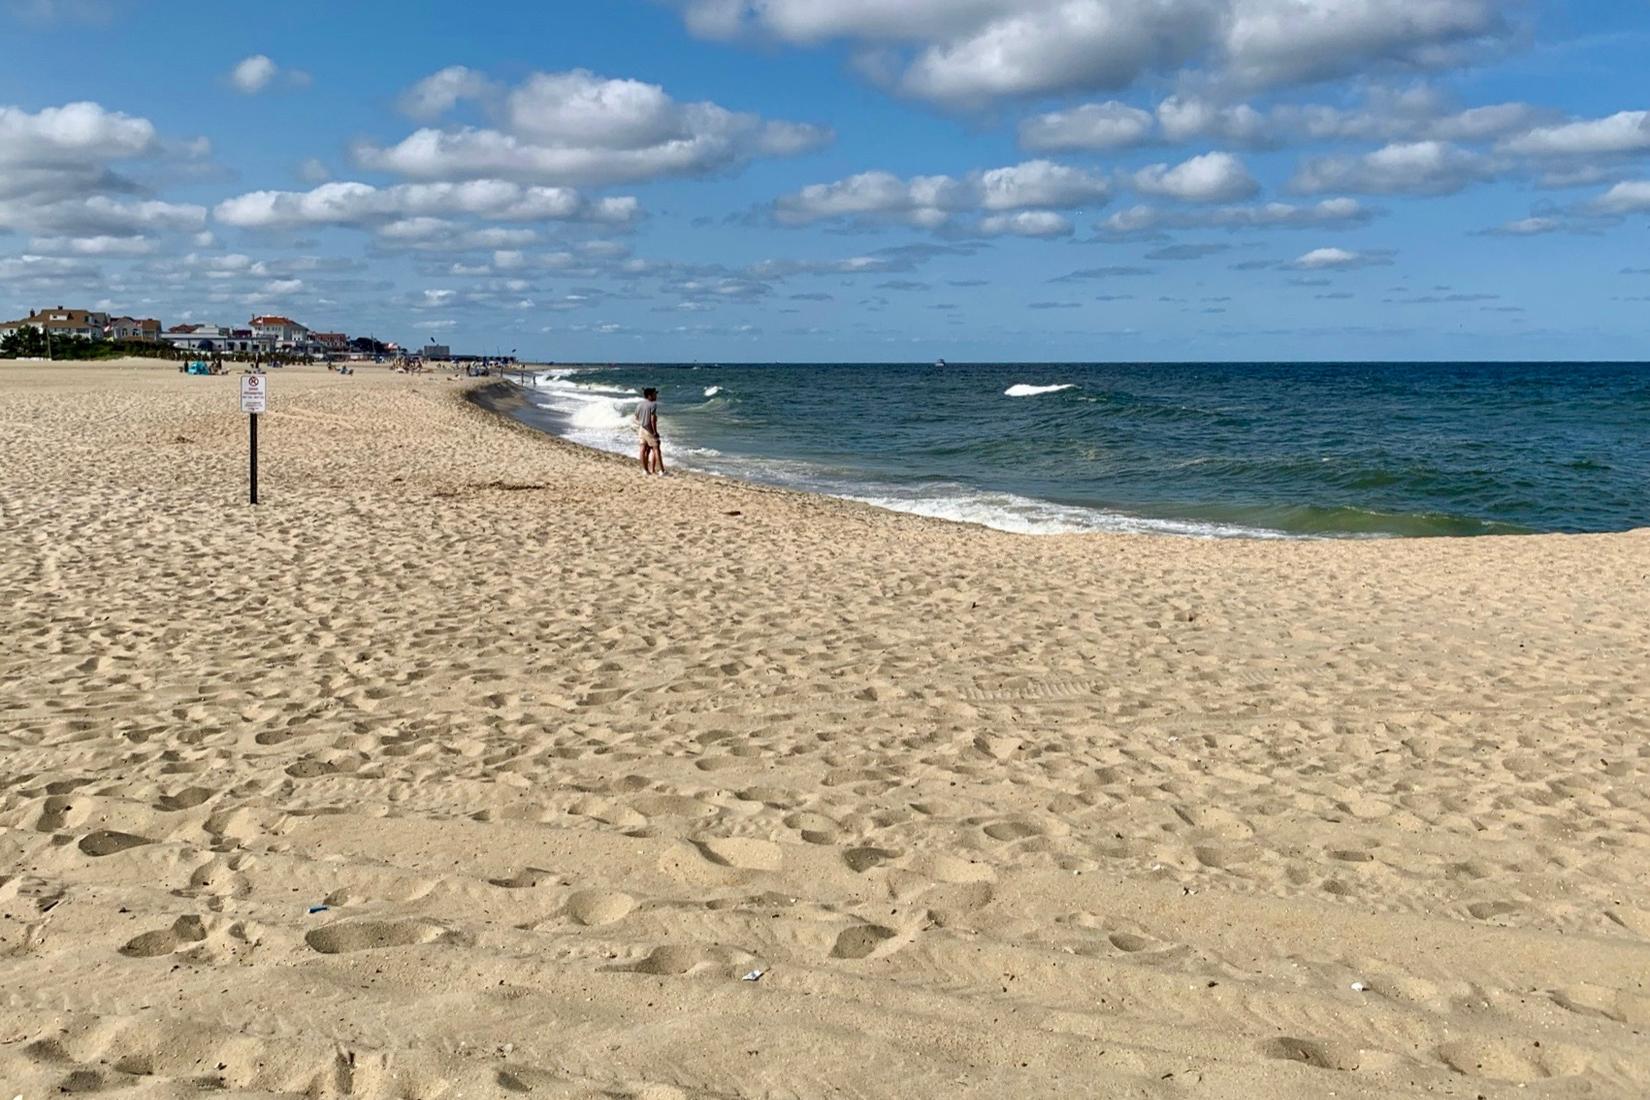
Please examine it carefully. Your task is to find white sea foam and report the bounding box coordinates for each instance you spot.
[844,487,1287,539]
[1004,383,1075,397]
[520,372,641,453]
[703,385,722,398]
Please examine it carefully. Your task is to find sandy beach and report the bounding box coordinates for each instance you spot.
[1,359,1647,1099]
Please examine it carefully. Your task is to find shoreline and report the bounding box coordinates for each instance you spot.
[3,359,1648,1097]
[480,372,1648,543]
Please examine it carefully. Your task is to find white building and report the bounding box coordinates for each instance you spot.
[250,315,310,347]
[161,325,276,354]
[0,307,111,340]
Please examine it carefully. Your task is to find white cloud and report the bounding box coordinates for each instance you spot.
[1099,196,1374,234]
[1290,246,1393,269]
[0,101,208,239]
[1591,180,1650,215]
[1221,0,1501,88]
[977,210,1074,237]
[676,0,1506,105]
[2,194,205,236]
[1132,152,1258,202]
[0,100,156,163]
[227,55,309,94]
[773,159,1109,231]
[399,65,497,119]
[1291,140,1493,195]
[1501,110,1650,157]
[0,253,100,283]
[1155,95,1272,145]
[229,55,282,94]
[28,234,157,255]
[213,180,640,230]
[1019,101,1155,152]
[297,157,331,183]
[1149,90,1544,149]
[356,67,831,187]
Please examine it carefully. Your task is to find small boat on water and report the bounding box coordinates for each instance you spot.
[935,358,947,368]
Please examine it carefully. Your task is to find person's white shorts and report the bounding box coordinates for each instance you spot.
[639,429,659,448]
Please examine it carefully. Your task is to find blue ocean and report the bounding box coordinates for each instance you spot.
[510,362,1650,538]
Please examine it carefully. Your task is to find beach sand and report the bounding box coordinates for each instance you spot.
[2,359,1647,1099]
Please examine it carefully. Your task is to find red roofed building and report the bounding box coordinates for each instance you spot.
[250,315,309,347]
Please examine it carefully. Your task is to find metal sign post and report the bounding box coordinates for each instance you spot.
[240,375,267,504]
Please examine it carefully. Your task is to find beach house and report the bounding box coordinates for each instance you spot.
[250,315,311,349]
[160,324,276,354]
[0,307,112,340]
[107,316,162,341]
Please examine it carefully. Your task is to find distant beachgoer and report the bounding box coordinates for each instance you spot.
[636,387,664,475]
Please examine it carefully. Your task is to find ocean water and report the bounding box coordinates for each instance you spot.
[509,362,1650,538]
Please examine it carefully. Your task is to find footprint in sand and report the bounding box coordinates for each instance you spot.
[1466,900,1522,921]
[564,890,636,926]
[1107,931,1162,954]
[155,786,216,811]
[489,867,560,889]
[120,915,208,958]
[1436,1038,1575,1082]
[1262,1037,1374,1072]
[607,944,730,977]
[830,923,897,960]
[842,846,899,873]
[983,820,1043,842]
[693,837,783,871]
[78,830,153,857]
[304,919,453,954]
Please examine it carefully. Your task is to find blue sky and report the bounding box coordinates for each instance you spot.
[1,0,1647,361]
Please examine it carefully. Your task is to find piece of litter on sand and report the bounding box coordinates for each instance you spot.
[307,905,329,914]
[740,968,765,982]
[1350,981,1367,992]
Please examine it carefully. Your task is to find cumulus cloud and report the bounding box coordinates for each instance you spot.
[1132,151,1258,202]
[773,159,1109,234]
[1023,88,1548,154]
[1289,246,1394,269]
[1590,180,1650,215]
[1291,140,1494,195]
[399,65,497,119]
[28,233,158,255]
[1500,110,1650,157]
[228,55,309,94]
[1162,89,1546,147]
[977,210,1073,237]
[213,180,640,231]
[0,101,206,239]
[356,67,831,187]
[0,100,156,163]
[1475,216,1561,236]
[1099,196,1375,235]
[1019,100,1154,152]
[675,0,1507,105]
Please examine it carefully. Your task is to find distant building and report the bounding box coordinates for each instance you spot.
[250,315,310,348]
[160,324,276,354]
[0,306,111,340]
[311,331,348,352]
[107,316,162,341]
[421,344,451,359]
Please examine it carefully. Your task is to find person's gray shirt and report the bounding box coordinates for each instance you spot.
[636,398,657,433]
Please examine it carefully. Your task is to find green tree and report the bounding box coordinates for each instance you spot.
[1,325,47,358]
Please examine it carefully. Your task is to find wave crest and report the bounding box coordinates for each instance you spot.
[1005,383,1075,397]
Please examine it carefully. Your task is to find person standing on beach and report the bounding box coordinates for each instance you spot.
[636,387,665,475]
